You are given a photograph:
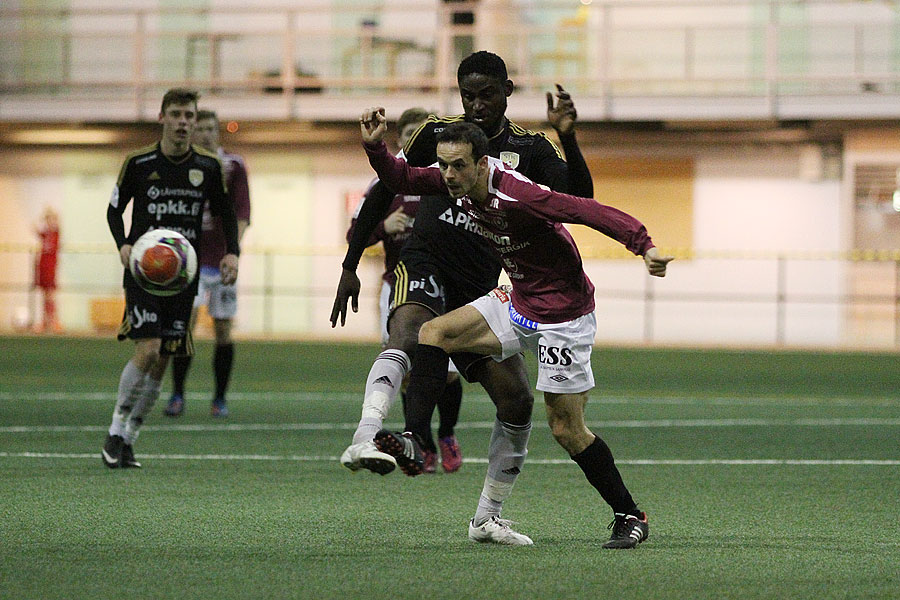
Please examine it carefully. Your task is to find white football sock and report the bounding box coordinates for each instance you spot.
[473,419,531,526]
[351,349,411,445]
[124,374,161,445]
[109,360,145,438]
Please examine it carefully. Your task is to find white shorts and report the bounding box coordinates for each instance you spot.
[194,266,238,320]
[381,280,458,374]
[469,287,596,394]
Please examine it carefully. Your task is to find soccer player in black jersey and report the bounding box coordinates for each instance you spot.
[332,51,592,544]
[101,88,241,469]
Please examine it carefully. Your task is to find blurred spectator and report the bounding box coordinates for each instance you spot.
[33,207,61,333]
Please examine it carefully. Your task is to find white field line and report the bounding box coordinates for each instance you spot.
[2,417,900,434]
[0,452,898,466]
[2,391,900,408]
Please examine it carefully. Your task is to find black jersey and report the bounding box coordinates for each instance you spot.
[394,115,572,293]
[107,142,239,287]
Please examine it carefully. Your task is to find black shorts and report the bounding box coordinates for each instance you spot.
[116,277,195,356]
[389,248,496,316]
[388,248,498,381]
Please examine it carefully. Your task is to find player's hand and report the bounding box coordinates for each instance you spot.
[383,207,410,235]
[119,244,132,268]
[360,107,387,144]
[330,268,361,327]
[644,247,674,278]
[220,253,239,285]
[546,84,577,136]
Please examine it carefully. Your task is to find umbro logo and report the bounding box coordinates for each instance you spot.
[373,376,394,388]
[148,171,161,180]
[549,374,569,382]
[501,467,520,476]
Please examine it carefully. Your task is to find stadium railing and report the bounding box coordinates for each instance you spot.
[3,242,900,349]
[1,0,900,122]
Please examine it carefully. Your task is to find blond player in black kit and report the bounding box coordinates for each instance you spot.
[102,88,240,469]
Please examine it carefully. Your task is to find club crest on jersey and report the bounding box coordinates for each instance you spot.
[188,169,204,187]
[500,151,520,169]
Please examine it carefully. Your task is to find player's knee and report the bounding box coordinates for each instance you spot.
[502,395,533,427]
[493,384,533,426]
[214,319,232,344]
[133,341,161,370]
[547,411,578,450]
[386,327,420,355]
[387,306,430,352]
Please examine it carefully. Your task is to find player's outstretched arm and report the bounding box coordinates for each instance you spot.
[643,247,674,278]
[330,268,361,327]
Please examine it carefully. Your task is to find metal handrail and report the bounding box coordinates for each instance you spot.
[2,0,900,122]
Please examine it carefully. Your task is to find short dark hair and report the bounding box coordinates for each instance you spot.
[457,51,508,83]
[197,109,218,124]
[397,107,429,132]
[435,122,489,161]
[160,88,199,113]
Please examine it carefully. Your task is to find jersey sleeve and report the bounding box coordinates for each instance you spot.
[342,178,395,271]
[229,156,251,223]
[364,141,446,196]
[525,133,571,194]
[556,132,594,199]
[207,158,240,256]
[106,156,137,249]
[345,178,386,247]
[503,174,654,256]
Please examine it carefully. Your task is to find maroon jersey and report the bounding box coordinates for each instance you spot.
[199,149,251,268]
[364,141,654,324]
[35,226,60,289]
[347,179,419,284]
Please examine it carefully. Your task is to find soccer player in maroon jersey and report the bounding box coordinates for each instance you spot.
[359,107,673,549]
[336,51,594,545]
[103,89,240,469]
[164,109,251,418]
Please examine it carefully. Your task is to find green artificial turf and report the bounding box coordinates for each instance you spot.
[1,336,898,599]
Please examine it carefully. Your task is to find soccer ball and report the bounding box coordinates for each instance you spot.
[129,229,197,296]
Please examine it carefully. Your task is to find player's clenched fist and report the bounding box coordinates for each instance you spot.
[359,107,387,143]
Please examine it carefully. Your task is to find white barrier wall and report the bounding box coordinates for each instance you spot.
[581,146,844,346]
[0,139,859,346]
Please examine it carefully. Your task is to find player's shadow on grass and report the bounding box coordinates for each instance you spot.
[527,532,844,551]
[657,534,845,551]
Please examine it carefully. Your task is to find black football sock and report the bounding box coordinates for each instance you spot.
[171,355,192,397]
[404,344,449,453]
[436,376,462,439]
[571,436,638,515]
[213,343,234,399]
